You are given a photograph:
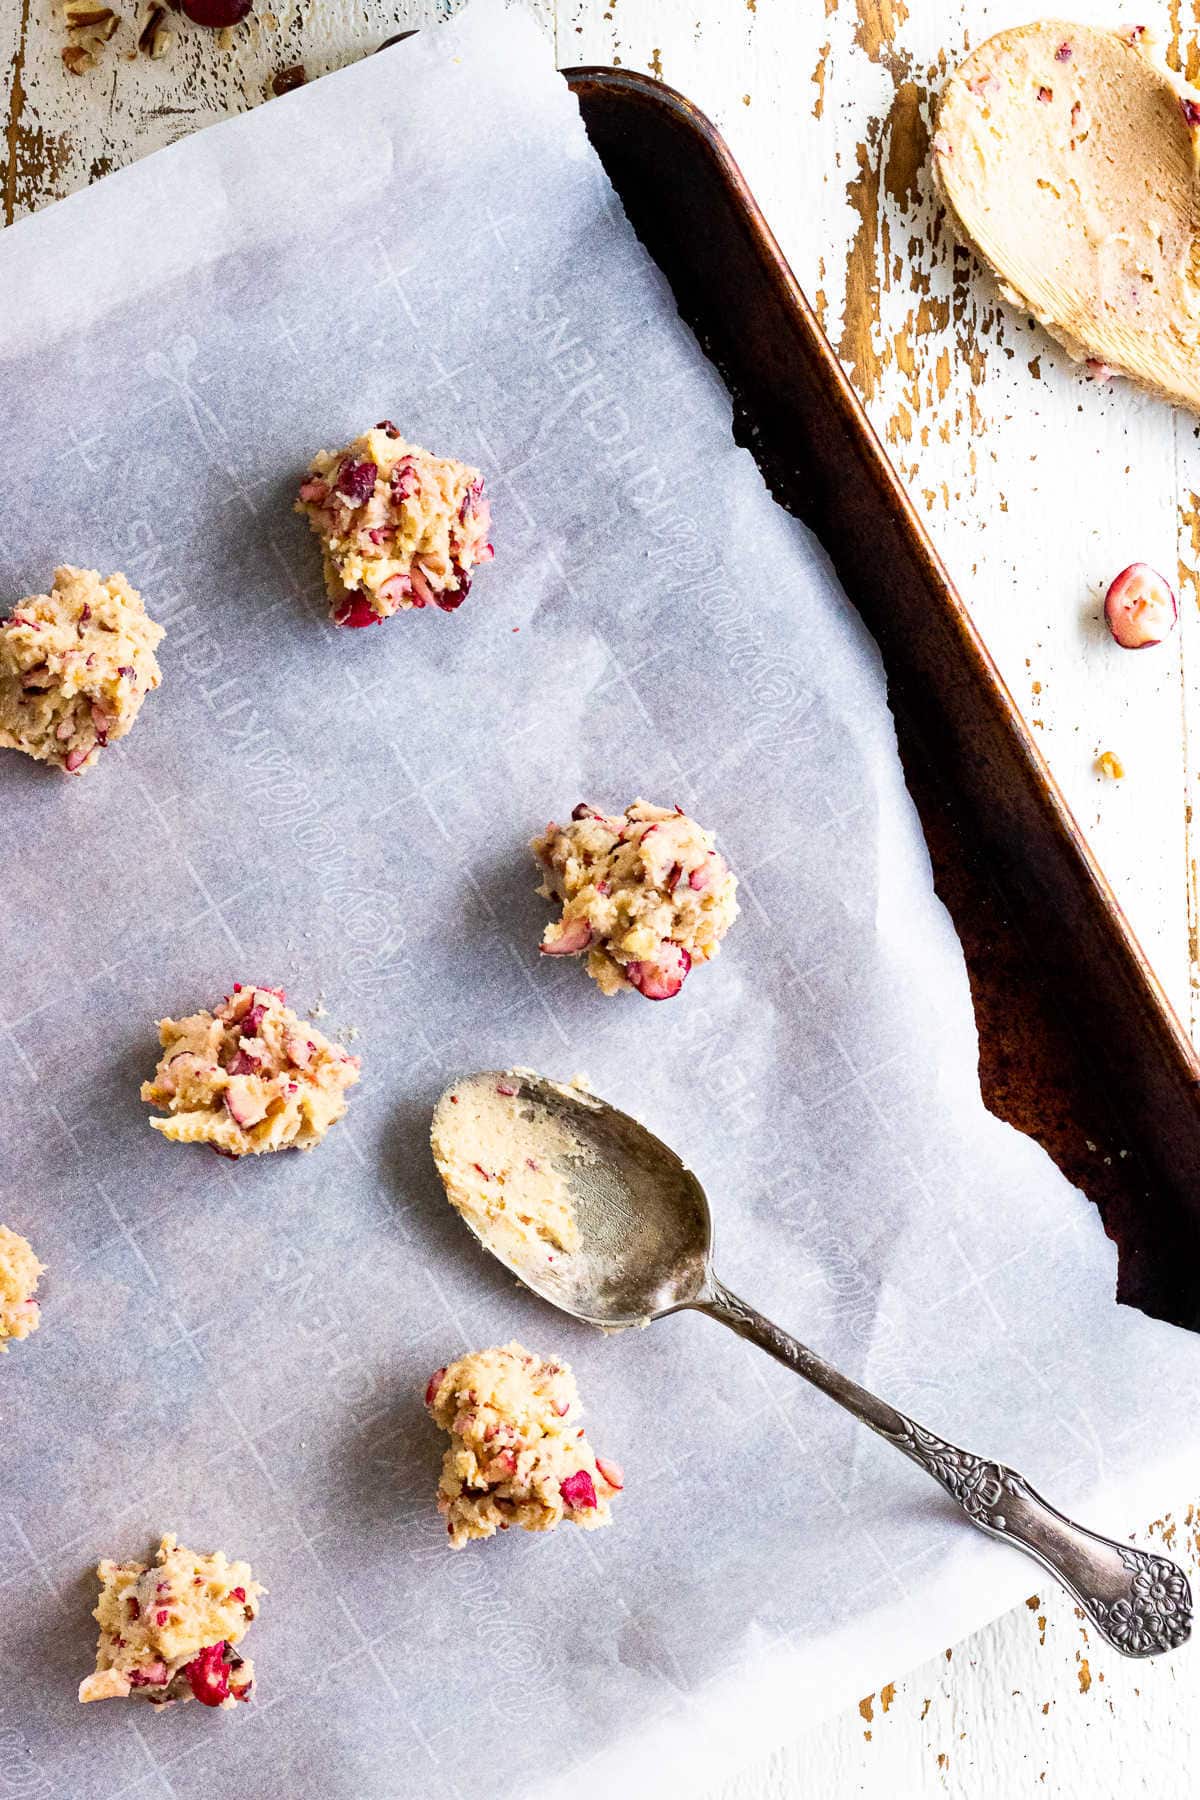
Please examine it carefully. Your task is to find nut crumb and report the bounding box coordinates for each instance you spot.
[270,62,305,96]
[1095,750,1125,780]
[61,41,95,71]
[137,3,170,55]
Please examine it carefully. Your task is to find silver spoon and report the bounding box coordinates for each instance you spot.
[436,1070,1192,1659]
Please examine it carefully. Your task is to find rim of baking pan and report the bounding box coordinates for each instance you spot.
[562,60,1200,1088]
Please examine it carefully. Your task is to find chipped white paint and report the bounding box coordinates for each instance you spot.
[4,2,1198,1795]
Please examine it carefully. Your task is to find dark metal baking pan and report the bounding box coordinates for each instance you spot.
[565,64,1200,1330]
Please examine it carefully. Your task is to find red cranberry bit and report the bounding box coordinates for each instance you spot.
[572,803,605,822]
[390,459,419,500]
[242,1000,267,1035]
[435,564,471,611]
[374,419,402,438]
[367,527,393,546]
[333,593,383,628]
[297,476,329,505]
[79,603,92,623]
[665,862,684,892]
[1054,41,1072,60]
[559,1470,597,1511]
[155,1609,169,1626]
[1183,98,1200,129]
[541,916,593,956]
[183,1641,233,1708]
[226,1049,261,1076]
[425,1366,447,1407]
[495,1083,518,1096]
[179,0,253,26]
[90,702,110,744]
[335,457,378,505]
[1085,359,1116,383]
[129,1662,169,1688]
[229,1587,246,1603]
[1104,563,1178,649]
[625,942,692,1000]
[595,1455,625,1491]
[64,744,92,773]
[116,664,136,679]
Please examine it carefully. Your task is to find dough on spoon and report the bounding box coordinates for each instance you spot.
[0,1225,43,1351]
[425,1343,623,1547]
[79,1535,263,1707]
[430,1071,586,1263]
[934,21,1200,408]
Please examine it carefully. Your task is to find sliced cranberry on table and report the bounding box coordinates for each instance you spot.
[625,942,692,1000]
[334,594,382,629]
[180,0,253,25]
[559,1469,598,1511]
[1103,562,1177,649]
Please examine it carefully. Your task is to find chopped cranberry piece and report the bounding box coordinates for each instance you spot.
[155,1609,169,1626]
[626,942,692,1000]
[242,1000,267,1035]
[495,1082,518,1096]
[425,1366,447,1407]
[1054,40,1072,60]
[571,803,604,821]
[595,1455,625,1491]
[335,457,378,505]
[79,603,92,623]
[559,1470,597,1511]
[180,0,252,26]
[374,419,402,438]
[665,862,684,892]
[183,1641,233,1707]
[435,565,470,611]
[128,1661,169,1688]
[389,459,419,501]
[1185,98,1200,129]
[64,744,92,773]
[297,476,330,504]
[117,664,136,679]
[1104,562,1178,648]
[334,593,382,628]
[229,1586,246,1603]
[540,915,593,956]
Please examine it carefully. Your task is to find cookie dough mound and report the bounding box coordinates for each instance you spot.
[431,1072,583,1263]
[426,1343,623,1548]
[79,1534,264,1708]
[0,1225,43,1351]
[0,567,164,774]
[295,422,493,627]
[533,800,739,998]
[141,983,360,1157]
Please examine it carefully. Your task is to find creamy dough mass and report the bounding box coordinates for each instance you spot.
[426,1344,623,1547]
[296,422,493,625]
[533,799,739,998]
[0,1225,43,1351]
[430,1072,587,1265]
[935,22,1200,408]
[79,1535,263,1708]
[141,983,360,1156]
[0,567,163,774]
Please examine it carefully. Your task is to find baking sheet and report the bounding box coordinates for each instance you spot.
[2,5,1198,1796]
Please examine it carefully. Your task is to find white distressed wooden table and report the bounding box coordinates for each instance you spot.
[5,1,1199,1794]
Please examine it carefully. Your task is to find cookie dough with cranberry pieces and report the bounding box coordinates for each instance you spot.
[78,1534,263,1708]
[533,800,739,998]
[426,1343,623,1548]
[296,422,493,626]
[0,567,163,774]
[0,1225,43,1351]
[141,983,360,1156]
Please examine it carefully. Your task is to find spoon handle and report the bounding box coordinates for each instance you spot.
[697,1275,1191,1658]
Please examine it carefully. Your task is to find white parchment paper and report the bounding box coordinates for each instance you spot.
[2,6,1199,1796]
